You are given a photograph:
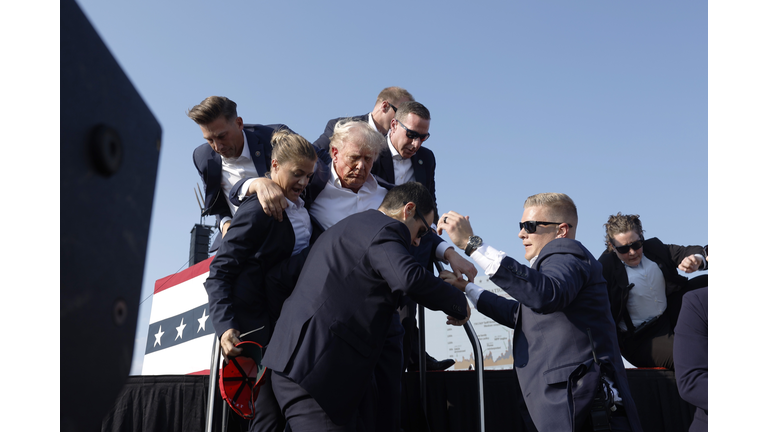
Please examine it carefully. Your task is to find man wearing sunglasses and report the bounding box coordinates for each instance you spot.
[230,120,476,432]
[438,193,643,432]
[312,86,414,150]
[369,100,456,376]
[263,182,471,432]
[598,213,707,369]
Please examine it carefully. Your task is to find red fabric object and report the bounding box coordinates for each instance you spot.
[218,341,266,418]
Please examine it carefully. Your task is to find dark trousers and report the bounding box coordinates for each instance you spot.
[374,312,405,432]
[249,370,286,432]
[620,312,675,369]
[271,372,376,432]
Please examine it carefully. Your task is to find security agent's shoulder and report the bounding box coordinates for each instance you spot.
[539,238,593,262]
[414,145,436,162]
[344,209,411,245]
[233,194,284,226]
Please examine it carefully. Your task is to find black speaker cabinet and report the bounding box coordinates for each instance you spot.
[61,0,161,430]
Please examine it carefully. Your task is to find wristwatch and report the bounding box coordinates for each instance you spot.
[464,236,483,256]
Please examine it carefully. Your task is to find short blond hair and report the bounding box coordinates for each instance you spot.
[375,86,414,106]
[524,193,578,228]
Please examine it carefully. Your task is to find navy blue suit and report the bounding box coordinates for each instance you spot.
[674,287,708,432]
[262,209,468,428]
[476,238,643,432]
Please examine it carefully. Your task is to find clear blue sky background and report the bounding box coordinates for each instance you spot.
[38,0,765,427]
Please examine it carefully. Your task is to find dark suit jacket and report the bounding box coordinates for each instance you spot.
[203,195,321,347]
[193,124,289,252]
[312,114,368,151]
[598,237,707,338]
[674,287,708,432]
[476,238,642,432]
[371,145,437,219]
[262,209,468,425]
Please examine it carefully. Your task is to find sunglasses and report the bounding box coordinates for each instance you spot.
[414,207,432,238]
[396,119,430,142]
[613,239,644,254]
[390,103,398,113]
[519,220,571,234]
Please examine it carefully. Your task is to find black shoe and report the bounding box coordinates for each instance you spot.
[409,355,455,371]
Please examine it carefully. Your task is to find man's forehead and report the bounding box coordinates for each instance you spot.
[522,205,551,220]
[401,113,430,131]
[341,141,374,157]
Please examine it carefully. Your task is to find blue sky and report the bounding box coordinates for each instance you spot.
[30,0,765,428]
[76,0,711,369]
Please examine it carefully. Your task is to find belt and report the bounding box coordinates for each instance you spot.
[632,313,663,334]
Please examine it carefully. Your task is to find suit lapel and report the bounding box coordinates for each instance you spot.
[245,129,270,176]
[205,152,222,212]
[376,148,396,183]
[412,149,427,186]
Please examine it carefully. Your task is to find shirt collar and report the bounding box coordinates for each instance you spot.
[387,132,403,161]
[222,130,252,162]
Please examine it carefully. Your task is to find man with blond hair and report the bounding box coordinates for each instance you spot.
[438,193,643,432]
[312,86,414,150]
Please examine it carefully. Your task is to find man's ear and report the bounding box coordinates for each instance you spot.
[381,100,391,113]
[401,202,416,222]
[557,223,569,239]
[331,146,339,161]
[235,116,244,130]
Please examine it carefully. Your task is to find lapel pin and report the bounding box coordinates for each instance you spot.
[255,151,261,157]
[418,159,423,165]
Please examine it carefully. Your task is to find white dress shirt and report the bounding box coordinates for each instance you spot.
[309,162,452,260]
[285,197,312,256]
[219,131,259,230]
[386,133,415,185]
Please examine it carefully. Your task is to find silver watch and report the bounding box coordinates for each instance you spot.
[464,236,483,256]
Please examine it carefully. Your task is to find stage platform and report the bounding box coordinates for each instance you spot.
[102,368,694,432]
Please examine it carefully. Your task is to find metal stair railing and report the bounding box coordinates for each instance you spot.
[420,261,485,432]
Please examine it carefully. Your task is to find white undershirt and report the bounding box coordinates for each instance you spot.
[219,131,259,230]
[621,254,667,331]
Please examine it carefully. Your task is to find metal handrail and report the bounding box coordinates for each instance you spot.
[205,336,222,432]
[419,261,485,432]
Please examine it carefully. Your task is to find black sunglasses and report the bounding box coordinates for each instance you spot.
[519,221,571,234]
[613,239,644,254]
[390,102,398,113]
[413,207,432,238]
[396,119,430,142]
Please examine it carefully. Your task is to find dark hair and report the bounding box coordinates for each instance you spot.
[379,182,435,218]
[395,100,431,121]
[186,96,238,125]
[603,212,644,251]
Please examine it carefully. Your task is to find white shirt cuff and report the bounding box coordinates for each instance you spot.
[465,282,484,307]
[470,244,506,277]
[238,178,257,201]
[220,216,232,231]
